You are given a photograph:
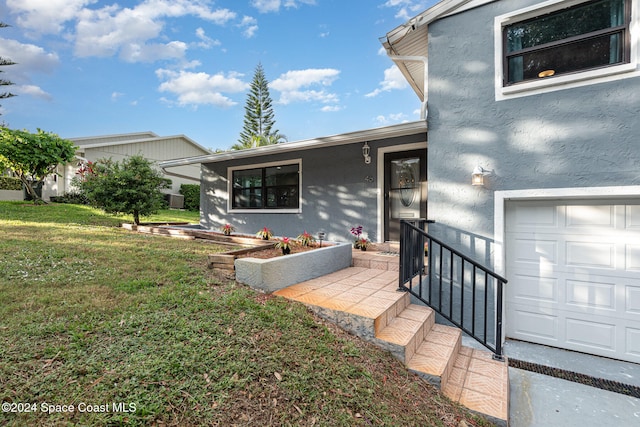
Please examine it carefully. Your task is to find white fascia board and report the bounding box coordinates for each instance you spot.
[159,121,428,169]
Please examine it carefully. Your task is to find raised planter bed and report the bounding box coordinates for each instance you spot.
[234,242,352,293]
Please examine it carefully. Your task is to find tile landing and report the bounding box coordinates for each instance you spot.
[273,257,509,426]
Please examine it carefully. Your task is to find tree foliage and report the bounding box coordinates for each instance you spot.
[77,155,171,225]
[0,127,76,203]
[235,63,286,150]
[0,22,17,112]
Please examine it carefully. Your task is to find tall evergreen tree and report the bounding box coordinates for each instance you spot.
[234,63,286,150]
[0,22,17,114]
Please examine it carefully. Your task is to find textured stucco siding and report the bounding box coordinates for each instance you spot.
[200,133,426,243]
[426,0,640,264]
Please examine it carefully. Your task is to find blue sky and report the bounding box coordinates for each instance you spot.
[0,0,435,151]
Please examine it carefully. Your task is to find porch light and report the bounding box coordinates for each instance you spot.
[471,166,487,186]
[362,142,371,164]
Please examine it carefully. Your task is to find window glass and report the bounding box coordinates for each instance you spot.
[232,163,299,209]
[504,0,628,84]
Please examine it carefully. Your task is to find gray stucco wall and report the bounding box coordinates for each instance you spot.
[200,133,426,243]
[426,0,640,264]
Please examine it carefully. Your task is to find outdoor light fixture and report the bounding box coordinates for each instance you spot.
[362,142,371,164]
[318,232,326,247]
[471,166,488,186]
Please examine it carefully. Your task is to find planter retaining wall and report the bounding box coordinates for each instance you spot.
[234,242,352,292]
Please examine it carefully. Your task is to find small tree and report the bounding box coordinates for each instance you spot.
[0,127,76,203]
[0,22,17,114]
[234,63,286,150]
[77,155,171,225]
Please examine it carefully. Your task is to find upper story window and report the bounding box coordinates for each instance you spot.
[504,0,630,85]
[230,161,300,211]
[495,0,639,99]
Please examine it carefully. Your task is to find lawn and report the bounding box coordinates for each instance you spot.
[0,202,493,426]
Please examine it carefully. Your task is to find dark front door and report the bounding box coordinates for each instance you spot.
[384,150,427,241]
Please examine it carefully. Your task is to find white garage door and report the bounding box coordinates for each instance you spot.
[505,200,640,363]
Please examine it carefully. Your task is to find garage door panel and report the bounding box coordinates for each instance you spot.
[626,328,640,357]
[506,200,640,363]
[566,279,616,310]
[565,317,616,351]
[626,285,640,314]
[511,274,558,303]
[512,237,558,265]
[627,205,640,229]
[627,245,640,271]
[565,204,615,228]
[509,307,558,341]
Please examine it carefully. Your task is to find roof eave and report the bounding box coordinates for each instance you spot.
[159,121,427,169]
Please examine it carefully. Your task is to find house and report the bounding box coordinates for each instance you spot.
[380,0,640,364]
[43,132,211,202]
[161,0,640,365]
[160,121,428,243]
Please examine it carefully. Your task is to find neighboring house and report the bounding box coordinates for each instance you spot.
[380,0,640,364]
[43,132,211,201]
[161,0,640,364]
[160,122,428,243]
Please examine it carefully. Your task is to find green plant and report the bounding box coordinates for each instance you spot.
[50,191,90,205]
[275,237,292,255]
[0,128,77,204]
[256,227,273,240]
[179,184,200,211]
[77,155,171,225]
[220,223,235,236]
[297,230,316,247]
[0,176,21,190]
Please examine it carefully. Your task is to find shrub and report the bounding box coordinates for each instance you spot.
[0,176,21,191]
[179,184,200,211]
[50,191,90,205]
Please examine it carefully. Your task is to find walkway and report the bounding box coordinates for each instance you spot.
[273,250,509,425]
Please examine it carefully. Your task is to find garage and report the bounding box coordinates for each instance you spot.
[505,199,640,363]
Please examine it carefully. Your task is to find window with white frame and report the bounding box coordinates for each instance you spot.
[230,161,300,211]
[496,0,636,97]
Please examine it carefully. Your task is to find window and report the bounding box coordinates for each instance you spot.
[231,162,300,210]
[503,0,630,85]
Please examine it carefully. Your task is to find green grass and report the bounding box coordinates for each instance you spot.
[0,202,492,426]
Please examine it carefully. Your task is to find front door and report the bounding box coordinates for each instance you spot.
[384,150,426,241]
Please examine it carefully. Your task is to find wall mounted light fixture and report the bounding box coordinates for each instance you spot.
[471,166,488,186]
[362,142,371,164]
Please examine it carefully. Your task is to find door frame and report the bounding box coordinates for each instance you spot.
[376,142,427,242]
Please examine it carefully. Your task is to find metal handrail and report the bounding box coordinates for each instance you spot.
[398,220,507,360]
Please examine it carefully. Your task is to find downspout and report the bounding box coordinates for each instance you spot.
[387,55,429,120]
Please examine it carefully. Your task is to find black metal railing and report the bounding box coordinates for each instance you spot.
[398,220,508,360]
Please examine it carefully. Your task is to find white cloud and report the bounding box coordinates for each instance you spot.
[251,0,316,13]
[375,112,409,126]
[0,38,60,91]
[6,0,92,35]
[8,0,236,63]
[111,92,124,101]
[382,0,433,20]
[239,16,258,38]
[15,84,52,101]
[365,65,408,97]
[194,28,220,49]
[156,68,249,108]
[270,68,340,107]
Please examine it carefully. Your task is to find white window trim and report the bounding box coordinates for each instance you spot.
[494,0,640,101]
[227,159,302,214]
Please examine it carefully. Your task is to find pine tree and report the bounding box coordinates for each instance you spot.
[0,22,17,113]
[234,63,286,150]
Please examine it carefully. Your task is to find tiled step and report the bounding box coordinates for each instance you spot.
[272,265,508,426]
[375,305,509,426]
[352,250,399,271]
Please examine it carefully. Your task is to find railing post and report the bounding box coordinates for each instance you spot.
[493,279,505,361]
